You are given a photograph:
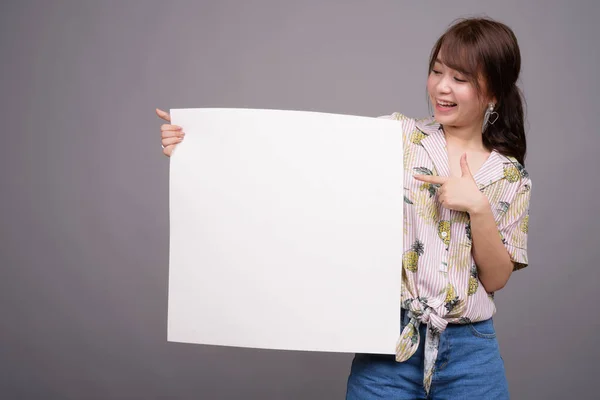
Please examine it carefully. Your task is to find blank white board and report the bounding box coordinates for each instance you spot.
[168,108,403,354]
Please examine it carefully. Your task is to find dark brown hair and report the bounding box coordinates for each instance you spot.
[429,17,527,165]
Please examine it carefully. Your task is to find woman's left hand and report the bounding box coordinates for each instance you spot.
[414,153,488,214]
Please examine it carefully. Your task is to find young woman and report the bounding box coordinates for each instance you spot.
[157,17,531,400]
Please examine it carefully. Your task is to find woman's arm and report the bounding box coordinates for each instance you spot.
[469,200,514,293]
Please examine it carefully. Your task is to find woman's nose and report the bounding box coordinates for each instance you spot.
[436,76,452,93]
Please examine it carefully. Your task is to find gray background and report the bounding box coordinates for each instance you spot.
[1,0,598,399]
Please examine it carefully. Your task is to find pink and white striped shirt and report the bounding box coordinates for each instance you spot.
[382,113,531,393]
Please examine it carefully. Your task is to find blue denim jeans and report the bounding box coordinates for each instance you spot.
[346,310,509,399]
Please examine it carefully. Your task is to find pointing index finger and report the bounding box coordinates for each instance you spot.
[413,174,447,185]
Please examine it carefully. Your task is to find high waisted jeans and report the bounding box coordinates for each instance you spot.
[346,310,509,399]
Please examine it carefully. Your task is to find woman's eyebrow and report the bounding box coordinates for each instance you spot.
[436,59,470,76]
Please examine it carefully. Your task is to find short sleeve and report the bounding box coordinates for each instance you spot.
[498,177,532,270]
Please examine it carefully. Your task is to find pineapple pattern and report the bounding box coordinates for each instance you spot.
[412,186,441,226]
[503,159,529,183]
[444,283,460,312]
[410,129,427,146]
[438,220,451,248]
[382,113,531,396]
[503,165,520,183]
[465,221,472,242]
[521,215,529,233]
[414,167,441,198]
[403,240,425,272]
[468,265,478,296]
[497,201,510,215]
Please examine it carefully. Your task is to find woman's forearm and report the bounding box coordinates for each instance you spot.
[469,199,514,293]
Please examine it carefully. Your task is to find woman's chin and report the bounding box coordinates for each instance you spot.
[433,112,455,125]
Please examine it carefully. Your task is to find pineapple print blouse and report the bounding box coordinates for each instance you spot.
[383,113,531,394]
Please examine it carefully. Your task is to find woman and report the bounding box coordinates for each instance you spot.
[157,17,531,400]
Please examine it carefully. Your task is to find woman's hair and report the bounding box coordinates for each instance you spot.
[428,17,527,165]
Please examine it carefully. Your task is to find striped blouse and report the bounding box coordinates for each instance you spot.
[382,113,531,394]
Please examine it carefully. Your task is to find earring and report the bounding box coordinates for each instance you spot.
[482,103,499,133]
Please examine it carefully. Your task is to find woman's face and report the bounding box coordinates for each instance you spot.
[426,53,492,131]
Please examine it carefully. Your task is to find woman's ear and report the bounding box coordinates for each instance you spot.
[482,95,497,110]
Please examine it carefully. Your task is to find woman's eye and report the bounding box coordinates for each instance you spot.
[454,77,467,83]
[432,70,441,75]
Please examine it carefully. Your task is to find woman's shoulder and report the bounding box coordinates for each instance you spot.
[378,113,438,130]
[378,113,442,146]
[377,113,421,134]
[377,112,416,122]
[496,153,532,187]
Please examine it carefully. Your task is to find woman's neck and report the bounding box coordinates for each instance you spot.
[441,123,487,152]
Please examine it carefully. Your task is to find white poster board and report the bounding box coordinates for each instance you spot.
[168,108,403,354]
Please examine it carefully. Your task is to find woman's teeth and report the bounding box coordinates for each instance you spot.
[438,101,457,107]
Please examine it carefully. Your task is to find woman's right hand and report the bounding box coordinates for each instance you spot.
[156,108,184,157]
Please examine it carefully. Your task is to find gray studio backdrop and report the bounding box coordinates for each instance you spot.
[1,1,598,399]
